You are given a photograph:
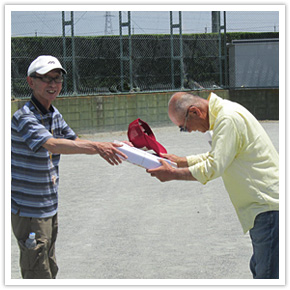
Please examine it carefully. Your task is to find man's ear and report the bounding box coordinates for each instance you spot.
[189,106,202,117]
[27,76,34,89]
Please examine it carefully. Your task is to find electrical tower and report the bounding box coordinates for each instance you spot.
[104,12,114,35]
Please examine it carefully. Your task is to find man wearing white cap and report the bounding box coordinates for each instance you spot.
[11,55,128,279]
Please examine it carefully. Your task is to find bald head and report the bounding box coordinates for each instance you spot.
[167,92,210,132]
[168,92,203,124]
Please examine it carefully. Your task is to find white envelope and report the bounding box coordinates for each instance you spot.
[114,141,177,169]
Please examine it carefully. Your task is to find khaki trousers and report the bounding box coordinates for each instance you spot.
[11,212,58,279]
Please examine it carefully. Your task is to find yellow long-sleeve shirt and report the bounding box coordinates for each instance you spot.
[187,93,279,233]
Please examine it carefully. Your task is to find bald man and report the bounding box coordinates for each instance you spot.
[147,92,279,279]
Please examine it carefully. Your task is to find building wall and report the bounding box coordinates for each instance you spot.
[228,39,279,88]
[11,89,279,134]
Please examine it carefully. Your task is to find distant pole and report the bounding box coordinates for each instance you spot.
[119,12,132,91]
[170,11,183,90]
[211,11,220,33]
[62,11,77,94]
[105,12,114,35]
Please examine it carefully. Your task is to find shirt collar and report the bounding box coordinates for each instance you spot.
[207,92,223,131]
[31,95,54,115]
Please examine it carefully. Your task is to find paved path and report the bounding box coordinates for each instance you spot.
[10,122,279,282]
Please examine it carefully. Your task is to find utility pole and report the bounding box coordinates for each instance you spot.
[211,11,220,33]
[105,11,114,35]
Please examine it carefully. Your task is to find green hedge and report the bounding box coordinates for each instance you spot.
[11,32,279,98]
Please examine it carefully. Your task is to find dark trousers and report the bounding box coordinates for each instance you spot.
[11,212,58,279]
[249,211,279,279]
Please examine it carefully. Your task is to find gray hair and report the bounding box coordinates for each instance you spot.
[170,93,202,118]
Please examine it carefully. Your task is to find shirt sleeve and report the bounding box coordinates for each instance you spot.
[52,111,77,140]
[188,117,241,184]
[16,113,53,153]
[186,152,209,166]
[60,119,77,140]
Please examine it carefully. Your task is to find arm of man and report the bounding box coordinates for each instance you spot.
[159,153,188,168]
[42,137,128,165]
[147,159,197,182]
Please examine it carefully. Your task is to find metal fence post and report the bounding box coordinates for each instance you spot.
[62,12,67,93]
[170,11,184,90]
[62,11,77,94]
[119,11,132,92]
[215,11,227,88]
[223,12,228,88]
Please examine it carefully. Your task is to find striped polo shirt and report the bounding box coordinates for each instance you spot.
[11,96,77,218]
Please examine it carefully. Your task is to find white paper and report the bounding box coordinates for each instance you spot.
[114,141,177,169]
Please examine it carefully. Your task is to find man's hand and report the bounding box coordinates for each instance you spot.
[147,159,177,182]
[160,153,188,168]
[97,142,128,166]
[121,140,134,147]
[147,159,196,182]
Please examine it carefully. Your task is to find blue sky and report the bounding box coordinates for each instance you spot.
[11,10,279,37]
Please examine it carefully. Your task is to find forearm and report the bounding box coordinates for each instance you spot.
[160,153,189,168]
[172,167,197,181]
[43,137,101,154]
[177,157,189,168]
[43,137,127,166]
[147,160,197,182]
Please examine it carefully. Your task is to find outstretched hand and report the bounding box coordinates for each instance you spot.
[97,142,128,165]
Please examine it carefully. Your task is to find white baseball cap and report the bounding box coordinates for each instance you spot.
[27,55,67,76]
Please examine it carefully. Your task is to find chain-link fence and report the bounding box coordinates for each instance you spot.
[11,10,279,99]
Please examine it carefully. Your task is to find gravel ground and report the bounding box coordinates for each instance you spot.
[9,121,281,285]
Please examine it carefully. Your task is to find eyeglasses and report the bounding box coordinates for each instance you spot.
[31,75,64,84]
[179,105,194,132]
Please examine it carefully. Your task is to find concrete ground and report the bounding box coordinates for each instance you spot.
[9,121,280,284]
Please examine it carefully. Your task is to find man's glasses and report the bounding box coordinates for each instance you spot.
[31,75,64,84]
[179,105,194,132]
